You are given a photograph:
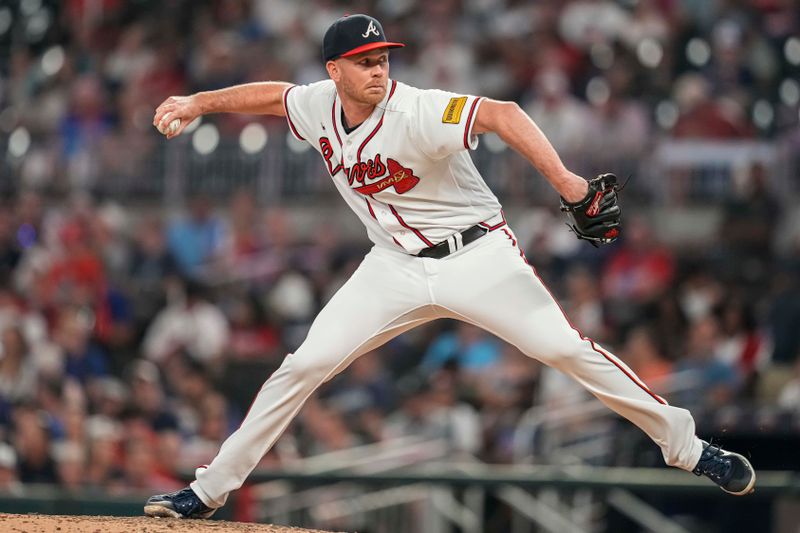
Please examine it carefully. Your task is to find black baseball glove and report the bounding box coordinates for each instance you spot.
[559,173,622,247]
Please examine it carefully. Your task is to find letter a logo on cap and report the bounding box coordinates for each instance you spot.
[362,20,380,38]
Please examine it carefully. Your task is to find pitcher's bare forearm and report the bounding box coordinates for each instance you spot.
[194,82,293,116]
[153,82,293,139]
[473,99,588,203]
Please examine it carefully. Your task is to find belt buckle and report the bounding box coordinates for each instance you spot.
[418,223,487,259]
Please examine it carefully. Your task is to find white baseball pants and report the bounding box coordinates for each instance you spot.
[191,225,703,508]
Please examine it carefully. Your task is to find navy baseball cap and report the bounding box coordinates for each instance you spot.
[323,14,404,62]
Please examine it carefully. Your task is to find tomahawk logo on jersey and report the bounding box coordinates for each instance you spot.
[283,79,502,254]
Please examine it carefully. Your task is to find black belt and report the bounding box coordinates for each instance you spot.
[416,224,489,259]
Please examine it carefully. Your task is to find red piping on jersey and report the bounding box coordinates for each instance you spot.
[463,97,482,149]
[283,86,305,141]
[365,197,376,218]
[356,80,397,162]
[479,211,507,231]
[501,228,516,246]
[357,116,384,162]
[499,229,668,406]
[389,204,433,247]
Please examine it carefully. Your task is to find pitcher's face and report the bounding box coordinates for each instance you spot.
[328,49,389,106]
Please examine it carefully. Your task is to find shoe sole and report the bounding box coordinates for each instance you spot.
[720,454,757,496]
[144,503,217,519]
[144,504,182,518]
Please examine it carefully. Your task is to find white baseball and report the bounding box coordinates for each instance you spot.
[165,118,181,136]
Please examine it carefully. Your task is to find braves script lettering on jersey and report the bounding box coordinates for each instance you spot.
[145,14,755,519]
[286,79,500,253]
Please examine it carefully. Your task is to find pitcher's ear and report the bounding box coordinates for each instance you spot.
[326,60,339,81]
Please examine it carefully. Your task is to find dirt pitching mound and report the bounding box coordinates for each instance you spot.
[0,513,340,532]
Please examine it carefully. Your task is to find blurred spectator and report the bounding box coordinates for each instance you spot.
[587,62,651,168]
[602,215,675,331]
[0,442,21,494]
[719,162,780,284]
[0,325,38,404]
[327,351,395,415]
[0,207,23,284]
[558,0,631,49]
[475,346,539,462]
[383,374,436,441]
[14,407,57,484]
[266,269,316,348]
[674,317,739,411]
[603,216,675,303]
[54,441,86,491]
[143,279,230,368]
[777,357,800,412]
[422,322,502,374]
[126,360,178,433]
[90,377,128,421]
[54,306,109,385]
[671,73,752,139]
[221,189,266,269]
[163,356,215,437]
[84,418,124,491]
[154,430,183,486]
[300,400,362,455]
[650,292,690,361]
[104,23,156,86]
[60,76,114,188]
[425,367,481,455]
[227,294,281,360]
[715,298,770,380]
[118,437,180,493]
[128,216,180,332]
[706,19,757,96]
[181,393,231,470]
[768,267,800,366]
[41,216,105,309]
[678,268,725,324]
[524,68,594,159]
[620,0,670,49]
[167,195,227,277]
[0,288,48,357]
[562,266,606,340]
[620,325,674,395]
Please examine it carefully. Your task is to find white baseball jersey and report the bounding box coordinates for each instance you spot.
[283,79,503,254]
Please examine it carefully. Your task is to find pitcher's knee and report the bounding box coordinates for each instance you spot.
[528,338,585,369]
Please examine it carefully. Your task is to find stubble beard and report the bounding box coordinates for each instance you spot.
[342,76,386,106]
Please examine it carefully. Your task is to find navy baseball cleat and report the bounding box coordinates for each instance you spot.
[692,440,756,495]
[144,487,216,519]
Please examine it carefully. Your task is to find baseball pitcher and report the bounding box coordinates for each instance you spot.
[145,14,755,520]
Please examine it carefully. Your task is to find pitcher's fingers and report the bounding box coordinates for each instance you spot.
[157,111,176,132]
[153,104,176,127]
[165,120,184,139]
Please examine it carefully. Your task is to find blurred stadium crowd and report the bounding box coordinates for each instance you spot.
[0,0,798,506]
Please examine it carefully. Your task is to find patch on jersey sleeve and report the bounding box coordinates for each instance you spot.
[442,96,468,124]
